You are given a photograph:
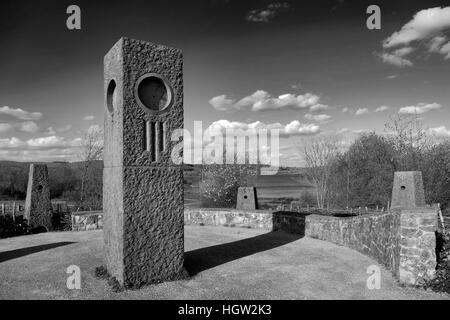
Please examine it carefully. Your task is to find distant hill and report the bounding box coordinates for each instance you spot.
[0,160,312,202]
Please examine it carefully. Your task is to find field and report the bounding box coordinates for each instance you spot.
[184,165,315,209]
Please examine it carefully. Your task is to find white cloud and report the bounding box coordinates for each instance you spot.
[398,102,442,115]
[375,105,390,112]
[0,106,42,120]
[46,124,72,135]
[0,148,79,162]
[0,121,40,134]
[378,52,413,67]
[0,135,82,150]
[304,113,331,122]
[27,136,82,149]
[427,35,450,59]
[45,127,57,135]
[429,126,450,137]
[342,107,349,113]
[0,123,14,133]
[428,35,448,53]
[83,115,95,121]
[205,119,320,138]
[0,125,94,162]
[355,108,369,116]
[209,95,235,111]
[18,121,39,133]
[438,41,450,59]
[0,137,25,149]
[353,129,371,134]
[381,7,450,65]
[394,47,415,57]
[209,90,324,112]
[309,104,329,112]
[337,128,350,134]
[87,124,103,135]
[387,75,398,79]
[246,2,290,23]
[58,125,72,133]
[383,7,450,48]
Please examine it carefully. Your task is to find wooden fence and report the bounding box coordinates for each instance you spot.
[282,201,388,215]
[0,200,76,217]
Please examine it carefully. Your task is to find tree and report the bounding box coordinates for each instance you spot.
[301,135,342,209]
[78,125,103,209]
[421,139,450,210]
[344,133,397,208]
[385,114,430,170]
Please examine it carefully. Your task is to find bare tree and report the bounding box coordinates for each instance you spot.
[301,135,342,209]
[384,114,431,170]
[79,125,103,206]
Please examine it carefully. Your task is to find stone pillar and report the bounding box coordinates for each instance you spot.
[399,208,437,285]
[236,187,257,210]
[391,171,425,209]
[24,164,52,229]
[103,37,184,287]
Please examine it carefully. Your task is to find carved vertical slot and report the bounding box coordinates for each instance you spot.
[145,121,165,162]
[144,121,150,152]
[154,121,160,162]
[146,121,156,162]
[159,122,165,152]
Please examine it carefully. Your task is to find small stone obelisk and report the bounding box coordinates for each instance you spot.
[391,171,426,209]
[24,164,53,229]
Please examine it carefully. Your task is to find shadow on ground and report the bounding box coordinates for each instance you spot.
[184,230,303,275]
[0,242,76,263]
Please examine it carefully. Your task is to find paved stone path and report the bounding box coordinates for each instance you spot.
[0,226,448,300]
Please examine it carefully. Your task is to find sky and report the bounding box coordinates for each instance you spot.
[0,0,450,165]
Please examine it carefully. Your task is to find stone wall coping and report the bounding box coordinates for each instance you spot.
[185,208,271,214]
[398,207,437,214]
[390,206,437,213]
[72,211,103,216]
[185,208,313,219]
[306,211,395,221]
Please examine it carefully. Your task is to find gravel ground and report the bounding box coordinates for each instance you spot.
[0,226,448,300]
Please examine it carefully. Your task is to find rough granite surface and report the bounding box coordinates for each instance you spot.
[103,37,184,287]
[184,208,306,235]
[399,208,437,285]
[71,211,103,231]
[305,212,401,277]
[24,164,52,230]
[236,187,257,210]
[391,171,426,209]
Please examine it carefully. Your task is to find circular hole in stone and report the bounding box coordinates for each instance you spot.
[106,79,117,113]
[37,185,43,192]
[135,74,172,113]
[401,185,406,190]
[244,195,248,199]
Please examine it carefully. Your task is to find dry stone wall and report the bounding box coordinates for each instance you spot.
[184,208,305,234]
[305,212,401,276]
[185,207,438,285]
[398,208,437,285]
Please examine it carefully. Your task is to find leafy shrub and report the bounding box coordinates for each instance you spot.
[424,231,450,293]
[199,164,258,208]
[0,215,30,239]
[51,211,72,231]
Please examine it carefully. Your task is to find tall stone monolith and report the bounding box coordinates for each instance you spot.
[103,37,184,287]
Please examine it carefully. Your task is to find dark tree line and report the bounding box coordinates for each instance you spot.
[0,161,103,210]
[317,116,450,211]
